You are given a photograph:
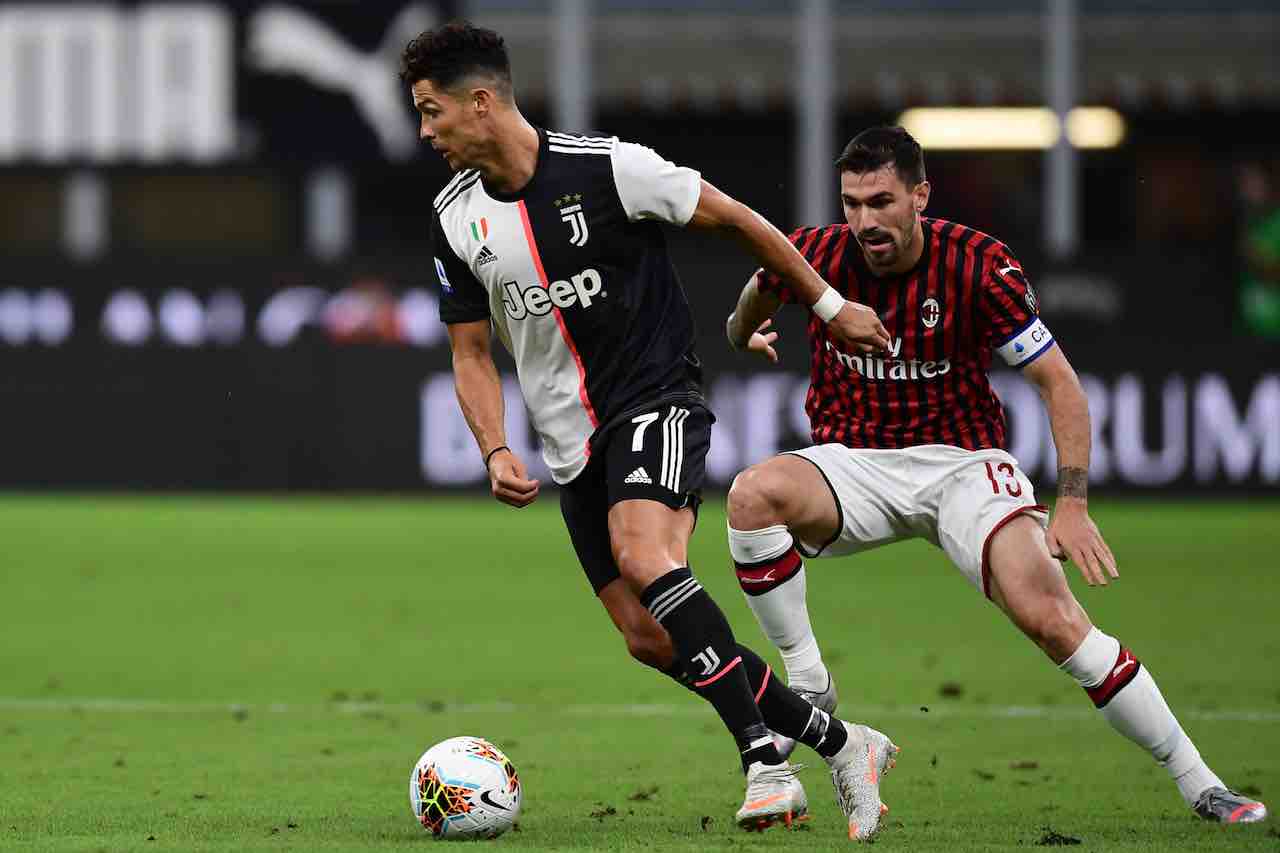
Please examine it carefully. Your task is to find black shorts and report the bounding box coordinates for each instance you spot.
[559,401,713,594]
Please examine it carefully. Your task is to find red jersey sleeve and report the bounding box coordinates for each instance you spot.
[979,248,1056,368]
[979,249,1039,342]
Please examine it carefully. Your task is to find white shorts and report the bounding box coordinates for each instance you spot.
[785,444,1048,599]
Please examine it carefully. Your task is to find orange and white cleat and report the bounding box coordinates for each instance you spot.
[735,760,808,832]
[825,722,899,841]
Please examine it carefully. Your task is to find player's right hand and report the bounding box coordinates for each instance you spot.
[747,318,780,364]
[830,301,891,354]
[1046,500,1118,586]
[488,449,540,508]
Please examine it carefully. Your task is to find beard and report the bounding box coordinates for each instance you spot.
[862,210,918,271]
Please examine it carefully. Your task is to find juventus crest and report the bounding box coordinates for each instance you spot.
[555,194,589,247]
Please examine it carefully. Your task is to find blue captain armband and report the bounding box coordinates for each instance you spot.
[995,317,1056,368]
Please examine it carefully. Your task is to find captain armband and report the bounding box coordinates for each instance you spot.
[995,317,1056,368]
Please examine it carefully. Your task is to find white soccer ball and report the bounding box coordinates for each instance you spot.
[409,736,522,839]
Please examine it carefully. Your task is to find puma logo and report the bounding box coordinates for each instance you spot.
[247,4,437,161]
[738,569,777,584]
[1112,654,1136,679]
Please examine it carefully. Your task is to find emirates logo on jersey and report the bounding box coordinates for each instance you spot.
[921,297,940,329]
[824,338,951,381]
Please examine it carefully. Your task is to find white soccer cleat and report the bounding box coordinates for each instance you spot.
[826,721,899,841]
[772,673,839,760]
[735,760,808,832]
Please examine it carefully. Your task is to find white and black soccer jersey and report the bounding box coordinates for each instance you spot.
[433,128,705,484]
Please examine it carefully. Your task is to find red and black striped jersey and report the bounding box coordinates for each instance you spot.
[758,217,1052,451]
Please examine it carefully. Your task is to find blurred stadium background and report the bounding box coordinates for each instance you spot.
[1,0,1276,494]
[2,3,1278,849]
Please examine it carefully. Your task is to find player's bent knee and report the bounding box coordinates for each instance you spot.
[613,544,674,591]
[727,464,789,527]
[1024,598,1090,662]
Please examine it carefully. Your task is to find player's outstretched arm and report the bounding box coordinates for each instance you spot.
[1023,346,1117,585]
[688,180,889,354]
[446,320,540,508]
[726,271,784,362]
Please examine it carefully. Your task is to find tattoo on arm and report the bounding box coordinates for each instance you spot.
[1058,467,1089,499]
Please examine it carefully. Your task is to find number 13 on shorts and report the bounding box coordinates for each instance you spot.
[984,461,1023,497]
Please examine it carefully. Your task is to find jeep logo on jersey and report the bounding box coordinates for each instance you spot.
[555,195,589,247]
[501,269,604,320]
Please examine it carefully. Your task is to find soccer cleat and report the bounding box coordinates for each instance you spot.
[772,673,839,760]
[1193,787,1268,824]
[735,760,808,832]
[825,721,899,841]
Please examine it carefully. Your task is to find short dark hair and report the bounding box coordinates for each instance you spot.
[399,21,512,96]
[835,126,926,188]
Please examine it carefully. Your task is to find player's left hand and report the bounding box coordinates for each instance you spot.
[829,300,891,354]
[1046,498,1118,586]
[747,319,780,363]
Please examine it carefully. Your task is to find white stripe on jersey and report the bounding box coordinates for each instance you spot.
[433,169,479,211]
[435,174,482,214]
[547,132,613,148]
[546,139,612,149]
[548,145,611,155]
[434,168,473,202]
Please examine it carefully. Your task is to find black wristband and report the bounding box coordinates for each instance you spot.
[483,445,510,471]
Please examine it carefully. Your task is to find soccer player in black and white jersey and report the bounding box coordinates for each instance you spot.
[403,23,897,833]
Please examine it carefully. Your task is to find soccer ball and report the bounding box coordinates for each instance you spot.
[409,736,522,839]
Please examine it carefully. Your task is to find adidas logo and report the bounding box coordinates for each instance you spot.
[624,467,652,485]
[477,245,498,266]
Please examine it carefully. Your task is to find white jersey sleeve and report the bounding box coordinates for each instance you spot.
[610,141,702,226]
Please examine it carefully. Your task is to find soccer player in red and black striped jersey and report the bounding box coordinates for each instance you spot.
[723,126,1266,828]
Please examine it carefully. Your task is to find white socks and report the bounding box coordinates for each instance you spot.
[1061,627,1224,805]
[728,524,828,692]
[730,526,1223,806]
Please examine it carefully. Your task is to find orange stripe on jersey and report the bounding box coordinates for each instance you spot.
[517,199,599,430]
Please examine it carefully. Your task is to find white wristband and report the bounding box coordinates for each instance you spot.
[811,286,845,323]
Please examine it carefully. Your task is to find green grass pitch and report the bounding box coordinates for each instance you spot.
[1,495,1277,851]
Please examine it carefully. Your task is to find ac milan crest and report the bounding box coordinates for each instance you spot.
[921,297,940,329]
